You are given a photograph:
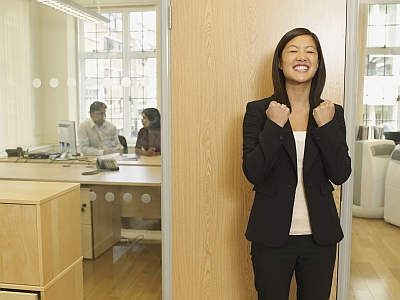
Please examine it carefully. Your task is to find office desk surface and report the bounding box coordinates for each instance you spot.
[0,155,161,166]
[0,181,80,204]
[0,163,160,186]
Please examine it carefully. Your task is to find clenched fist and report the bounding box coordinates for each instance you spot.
[266,101,290,127]
[313,100,335,127]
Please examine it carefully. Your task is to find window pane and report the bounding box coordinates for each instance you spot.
[363,104,398,130]
[386,4,400,25]
[363,76,399,105]
[83,13,123,52]
[130,58,157,109]
[368,4,387,26]
[366,55,399,76]
[386,25,400,47]
[367,25,386,47]
[129,11,156,51]
[367,4,400,47]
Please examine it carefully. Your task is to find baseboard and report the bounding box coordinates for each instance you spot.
[120,229,161,241]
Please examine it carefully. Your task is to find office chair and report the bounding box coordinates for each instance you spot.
[118,135,128,154]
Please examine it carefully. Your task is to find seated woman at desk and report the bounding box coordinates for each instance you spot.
[135,108,161,156]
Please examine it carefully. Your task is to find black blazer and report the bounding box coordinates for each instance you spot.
[242,96,351,247]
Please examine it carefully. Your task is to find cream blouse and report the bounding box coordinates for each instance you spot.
[289,131,312,235]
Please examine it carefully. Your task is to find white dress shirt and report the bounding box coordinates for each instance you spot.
[77,118,122,156]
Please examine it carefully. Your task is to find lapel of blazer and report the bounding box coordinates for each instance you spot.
[303,112,320,176]
[282,121,297,171]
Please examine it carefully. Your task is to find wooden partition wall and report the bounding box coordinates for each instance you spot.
[170,0,347,298]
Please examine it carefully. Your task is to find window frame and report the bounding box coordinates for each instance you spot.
[77,5,160,144]
[363,3,400,130]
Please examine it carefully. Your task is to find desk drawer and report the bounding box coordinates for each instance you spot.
[0,291,38,300]
[80,188,92,225]
[80,187,93,259]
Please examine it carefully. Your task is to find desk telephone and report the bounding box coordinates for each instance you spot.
[5,147,24,157]
[96,157,119,171]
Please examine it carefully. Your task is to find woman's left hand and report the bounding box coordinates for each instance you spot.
[313,100,335,127]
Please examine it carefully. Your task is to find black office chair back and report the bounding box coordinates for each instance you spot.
[118,135,128,154]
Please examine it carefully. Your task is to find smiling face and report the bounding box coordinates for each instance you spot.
[278,34,319,86]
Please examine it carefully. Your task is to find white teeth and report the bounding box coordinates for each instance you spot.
[294,65,308,71]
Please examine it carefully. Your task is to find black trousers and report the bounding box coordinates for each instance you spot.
[251,235,337,300]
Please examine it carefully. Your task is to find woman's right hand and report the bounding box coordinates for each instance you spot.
[266,101,290,127]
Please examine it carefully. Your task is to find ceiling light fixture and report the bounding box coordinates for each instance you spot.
[37,0,111,24]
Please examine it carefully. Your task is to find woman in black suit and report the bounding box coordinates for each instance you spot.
[242,28,351,300]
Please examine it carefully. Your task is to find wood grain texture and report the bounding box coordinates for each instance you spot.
[171,0,346,298]
[0,204,40,285]
[39,188,82,286]
[350,217,400,300]
[0,291,39,300]
[43,260,84,300]
[83,241,162,300]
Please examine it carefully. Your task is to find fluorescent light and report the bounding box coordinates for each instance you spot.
[37,0,111,24]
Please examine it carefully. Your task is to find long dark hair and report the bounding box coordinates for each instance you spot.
[271,28,326,111]
[142,108,161,130]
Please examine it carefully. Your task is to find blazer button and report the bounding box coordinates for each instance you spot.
[278,135,284,141]
[315,135,321,141]
[307,182,312,187]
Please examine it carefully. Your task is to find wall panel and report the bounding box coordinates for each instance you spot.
[171,0,346,298]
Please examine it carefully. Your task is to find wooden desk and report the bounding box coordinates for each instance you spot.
[0,163,161,259]
[0,154,161,166]
[0,181,83,300]
[0,163,160,185]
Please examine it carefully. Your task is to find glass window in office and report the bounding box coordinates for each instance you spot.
[363,4,400,131]
[78,9,157,142]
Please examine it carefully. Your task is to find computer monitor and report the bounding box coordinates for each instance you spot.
[58,120,78,157]
[384,131,400,145]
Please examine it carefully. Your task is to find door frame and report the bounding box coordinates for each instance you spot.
[159,1,359,299]
[337,0,358,299]
[160,0,172,299]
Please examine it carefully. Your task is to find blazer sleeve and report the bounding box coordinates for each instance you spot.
[242,100,291,186]
[310,104,352,185]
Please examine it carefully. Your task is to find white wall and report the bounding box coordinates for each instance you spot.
[0,0,78,150]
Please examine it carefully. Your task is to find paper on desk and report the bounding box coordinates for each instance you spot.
[90,153,121,161]
[120,154,140,160]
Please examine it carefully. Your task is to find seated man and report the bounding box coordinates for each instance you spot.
[78,101,123,156]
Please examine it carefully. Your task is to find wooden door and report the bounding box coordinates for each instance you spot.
[171,0,346,298]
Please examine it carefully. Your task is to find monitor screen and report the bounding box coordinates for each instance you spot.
[58,120,78,156]
[384,131,400,145]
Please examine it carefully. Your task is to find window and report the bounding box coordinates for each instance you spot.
[363,4,400,131]
[78,8,158,142]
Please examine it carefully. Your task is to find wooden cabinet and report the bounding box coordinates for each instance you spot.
[0,181,83,300]
[80,185,121,259]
